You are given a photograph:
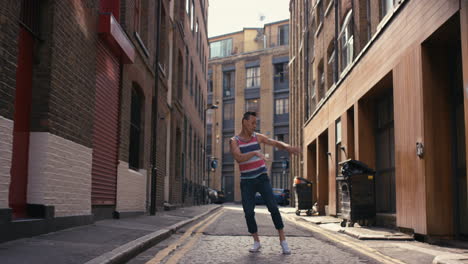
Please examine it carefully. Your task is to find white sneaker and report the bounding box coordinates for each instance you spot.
[249,241,261,253]
[281,240,291,255]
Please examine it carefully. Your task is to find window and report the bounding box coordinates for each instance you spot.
[365,0,372,42]
[189,126,192,157]
[275,98,289,115]
[336,119,342,144]
[318,60,325,99]
[190,0,194,31]
[223,101,234,121]
[223,136,231,154]
[129,86,144,170]
[208,72,213,93]
[177,52,184,98]
[274,134,289,151]
[278,24,289,46]
[160,9,168,69]
[246,67,260,88]
[206,109,213,125]
[327,40,335,89]
[381,0,394,19]
[185,48,189,89]
[274,63,289,83]
[316,0,324,26]
[245,99,260,119]
[134,0,141,33]
[275,134,289,144]
[210,39,233,58]
[190,61,194,96]
[339,11,354,72]
[195,78,198,107]
[196,21,199,50]
[223,71,235,97]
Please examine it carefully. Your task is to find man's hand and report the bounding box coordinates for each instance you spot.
[286,146,301,155]
[255,152,269,161]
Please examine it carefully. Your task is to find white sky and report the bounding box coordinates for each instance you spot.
[207,0,290,38]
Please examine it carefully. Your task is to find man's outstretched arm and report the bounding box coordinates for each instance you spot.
[256,133,301,155]
[229,137,266,163]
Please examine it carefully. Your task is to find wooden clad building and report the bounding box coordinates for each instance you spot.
[290,0,468,239]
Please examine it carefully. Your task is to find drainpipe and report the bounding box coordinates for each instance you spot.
[334,0,339,83]
[304,0,309,119]
[150,0,162,215]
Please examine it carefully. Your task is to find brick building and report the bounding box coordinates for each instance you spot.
[0,0,208,242]
[207,20,290,202]
[290,0,468,239]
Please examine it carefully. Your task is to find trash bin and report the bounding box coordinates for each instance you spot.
[337,159,376,227]
[293,177,313,216]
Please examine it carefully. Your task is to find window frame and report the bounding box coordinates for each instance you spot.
[275,98,289,116]
[339,11,354,73]
[190,0,194,31]
[245,99,260,120]
[210,38,233,59]
[223,70,235,98]
[278,24,290,46]
[381,0,394,19]
[223,101,235,121]
[246,66,261,89]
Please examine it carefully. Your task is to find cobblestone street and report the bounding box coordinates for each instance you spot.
[127,205,379,264]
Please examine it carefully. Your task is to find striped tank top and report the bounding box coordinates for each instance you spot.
[235,133,267,179]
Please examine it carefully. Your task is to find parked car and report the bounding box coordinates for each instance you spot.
[255,188,290,206]
[208,188,225,204]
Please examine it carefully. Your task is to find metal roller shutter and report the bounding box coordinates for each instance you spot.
[91,40,120,205]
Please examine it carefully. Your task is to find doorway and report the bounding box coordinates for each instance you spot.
[318,131,329,215]
[422,14,467,238]
[375,92,396,214]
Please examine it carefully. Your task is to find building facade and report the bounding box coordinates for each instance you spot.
[208,20,290,202]
[290,0,468,239]
[0,0,208,242]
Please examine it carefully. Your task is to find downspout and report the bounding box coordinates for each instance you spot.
[304,0,309,120]
[150,0,162,215]
[334,0,339,83]
[351,0,355,62]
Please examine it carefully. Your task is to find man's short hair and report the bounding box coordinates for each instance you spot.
[242,111,257,121]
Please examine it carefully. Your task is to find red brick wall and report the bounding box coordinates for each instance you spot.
[0,1,21,120]
[30,0,99,148]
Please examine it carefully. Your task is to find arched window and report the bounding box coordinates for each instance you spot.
[129,84,144,170]
[339,11,354,72]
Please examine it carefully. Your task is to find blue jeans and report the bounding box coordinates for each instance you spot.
[240,173,284,234]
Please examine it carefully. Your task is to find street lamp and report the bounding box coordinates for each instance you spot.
[204,104,218,190]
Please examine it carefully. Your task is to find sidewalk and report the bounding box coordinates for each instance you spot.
[279,207,468,264]
[0,204,221,264]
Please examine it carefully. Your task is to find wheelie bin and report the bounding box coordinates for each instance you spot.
[337,159,376,227]
[293,177,313,216]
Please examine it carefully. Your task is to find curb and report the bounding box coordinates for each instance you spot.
[433,254,468,264]
[340,229,414,241]
[84,205,222,264]
[283,211,413,241]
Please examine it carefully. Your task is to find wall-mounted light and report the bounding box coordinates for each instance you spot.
[416,142,424,158]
